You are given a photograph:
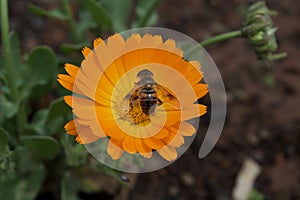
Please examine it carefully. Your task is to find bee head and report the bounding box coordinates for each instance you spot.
[137,69,154,85]
[137,69,153,78]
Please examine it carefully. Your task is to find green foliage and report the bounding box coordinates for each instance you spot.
[98,0,132,32]
[82,0,113,31]
[28,3,67,20]
[0,0,162,198]
[28,0,161,55]
[20,135,60,160]
[132,0,160,28]
[248,189,265,200]
[61,172,80,200]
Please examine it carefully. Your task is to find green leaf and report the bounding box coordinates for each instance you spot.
[82,0,112,30]
[26,46,58,89]
[77,12,96,36]
[132,0,160,28]
[0,164,45,200]
[99,0,131,32]
[0,127,8,150]
[9,32,23,86]
[29,109,48,135]
[47,97,71,122]
[20,135,60,160]
[60,42,89,55]
[17,164,45,200]
[63,136,88,167]
[0,95,19,118]
[28,3,67,20]
[29,98,70,136]
[61,172,80,200]
[0,128,11,169]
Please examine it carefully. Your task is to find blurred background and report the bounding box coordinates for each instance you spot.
[2,0,299,199]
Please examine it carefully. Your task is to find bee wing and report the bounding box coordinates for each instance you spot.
[120,84,140,114]
[155,84,181,109]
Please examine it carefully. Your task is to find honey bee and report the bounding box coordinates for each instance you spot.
[121,69,180,125]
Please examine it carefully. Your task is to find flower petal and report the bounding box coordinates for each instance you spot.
[153,128,169,139]
[107,139,123,160]
[94,38,104,48]
[182,104,207,120]
[193,83,209,99]
[82,47,92,58]
[162,130,184,148]
[135,138,152,158]
[143,137,166,150]
[122,135,137,154]
[157,145,177,161]
[64,63,79,77]
[64,119,77,135]
[57,74,75,92]
[178,122,196,136]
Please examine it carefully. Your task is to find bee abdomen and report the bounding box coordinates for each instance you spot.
[140,96,157,115]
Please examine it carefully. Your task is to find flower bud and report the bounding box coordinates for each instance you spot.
[242,1,286,61]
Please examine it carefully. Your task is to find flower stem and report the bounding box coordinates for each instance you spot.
[200,30,243,47]
[1,0,18,102]
[61,0,81,43]
[265,52,287,61]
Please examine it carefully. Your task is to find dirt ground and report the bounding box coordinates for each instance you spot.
[8,0,300,199]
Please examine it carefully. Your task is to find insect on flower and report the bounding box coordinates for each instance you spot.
[57,33,208,162]
[120,69,180,126]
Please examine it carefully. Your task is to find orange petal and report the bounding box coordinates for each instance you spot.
[153,128,169,139]
[68,96,97,120]
[82,47,92,58]
[182,104,207,120]
[64,96,73,107]
[107,139,123,160]
[157,145,177,161]
[143,137,166,150]
[75,129,100,144]
[193,83,209,99]
[94,38,104,48]
[57,74,74,92]
[140,34,162,47]
[162,131,184,148]
[64,119,77,135]
[178,122,196,136]
[64,63,79,77]
[163,109,182,126]
[67,119,101,144]
[135,138,152,158]
[107,34,125,58]
[105,125,126,140]
[122,135,137,154]
[185,61,203,86]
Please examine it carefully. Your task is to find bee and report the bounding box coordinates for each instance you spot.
[121,69,180,125]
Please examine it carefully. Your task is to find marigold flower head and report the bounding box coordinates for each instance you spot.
[57,33,208,163]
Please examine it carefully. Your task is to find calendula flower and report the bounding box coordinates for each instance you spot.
[57,33,208,161]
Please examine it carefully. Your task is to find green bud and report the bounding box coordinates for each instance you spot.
[242,1,286,61]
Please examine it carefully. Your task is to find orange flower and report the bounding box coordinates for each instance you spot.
[57,33,208,161]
